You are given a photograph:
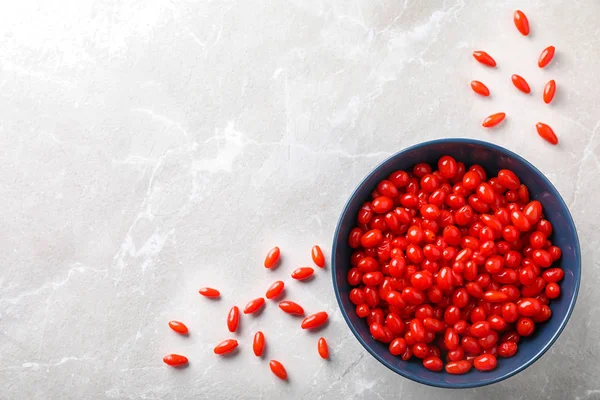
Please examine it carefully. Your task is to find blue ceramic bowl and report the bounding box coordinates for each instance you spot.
[332,138,580,388]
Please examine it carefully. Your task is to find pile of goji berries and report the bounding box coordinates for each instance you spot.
[472,10,559,146]
[346,155,563,374]
[162,245,330,381]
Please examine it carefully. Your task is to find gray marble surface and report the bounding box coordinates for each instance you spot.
[1,0,599,399]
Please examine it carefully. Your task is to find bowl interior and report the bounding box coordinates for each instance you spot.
[332,139,580,388]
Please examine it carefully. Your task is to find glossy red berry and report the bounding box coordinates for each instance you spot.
[542,268,564,283]
[199,287,221,298]
[253,332,265,357]
[482,113,506,128]
[445,360,472,374]
[511,74,531,94]
[402,287,426,305]
[227,306,240,332]
[470,321,491,337]
[473,51,497,67]
[517,298,542,317]
[356,304,370,318]
[244,297,265,314]
[483,290,508,303]
[269,360,288,380]
[214,339,239,355]
[168,321,189,335]
[318,337,329,359]
[498,170,520,190]
[279,301,305,315]
[545,282,561,299]
[536,122,558,145]
[538,46,555,68]
[532,249,553,268]
[513,10,530,36]
[372,196,394,213]
[543,80,556,104]
[498,341,518,357]
[348,228,362,248]
[444,328,460,350]
[474,353,497,371]
[301,311,329,329]
[411,270,434,291]
[311,245,326,268]
[423,356,444,371]
[511,210,531,231]
[163,354,188,366]
[291,267,315,280]
[389,338,407,356]
[266,281,285,299]
[516,317,535,336]
[361,229,383,248]
[264,247,281,268]
[471,81,490,96]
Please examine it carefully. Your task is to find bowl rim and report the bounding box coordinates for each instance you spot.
[331,138,581,388]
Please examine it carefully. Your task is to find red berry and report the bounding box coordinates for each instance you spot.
[516,317,535,336]
[538,46,555,68]
[291,267,315,280]
[311,245,326,268]
[227,306,240,332]
[474,353,497,371]
[445,360,472,374]
[389,338,407,355]
[168,321,189,335]
[482,113,506,128]
[301,311,328,329]
[473,51,497,67]
[511,74,531,94]
[163,354,188,366]
[471,81,490,96]
[244,297,265,314]
[423,356,444,371]
[545,282,561,299]
[513,10,530,36]
[543,80,556,104]
[498,341,518,357]
[199,287,220,298]
[269,360,288,380]
[318,337,329,359]
[253,332,265,357]
[266,281,285,299]
[214,339,239,355]
[264,247,281,268]
[279,301,305,315]
[536,122,558,145]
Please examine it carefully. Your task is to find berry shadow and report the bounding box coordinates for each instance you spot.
[230,313,243,335]
[269,289,286,301]
[246,305,267,318]
[303,319,330,333]
[220,348,240,358]
[269,255,283,270]
[547,82,565,107]
[296,275,316,283]
[284,312,305,318]
[260,343,269,359]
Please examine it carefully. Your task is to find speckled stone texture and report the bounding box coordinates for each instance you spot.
[1,0,599,399]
